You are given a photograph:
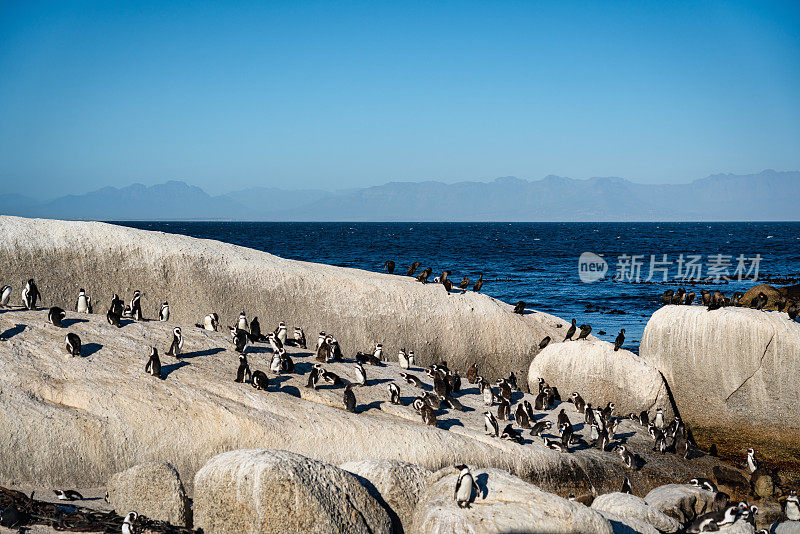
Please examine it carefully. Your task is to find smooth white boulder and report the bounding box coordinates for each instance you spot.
[591,492,681,533]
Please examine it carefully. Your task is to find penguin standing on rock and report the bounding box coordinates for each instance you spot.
[231,327,248,354]
[65,333,81,357]
[387,382,400,404]
[252,370,269,391]
[22,279,41,309]
[159,302,170,322]
[484,411,499,437]
[130,290,143,320]
[275,321,287,345]
[294,327,307,348]
[237,312,248,332]
[454,465,479,508]
[76,289,92,314]
[48,307,66,327]
[145,347,162,379]
[122,511,137,534]
[344,384,357,413]
[0,285,12,308]
[785,490,800,521]
[166,327,184,357]
[235,354,252,383]
[353,363,367,386]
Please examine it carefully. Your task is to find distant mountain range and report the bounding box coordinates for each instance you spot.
[1,170,797,221]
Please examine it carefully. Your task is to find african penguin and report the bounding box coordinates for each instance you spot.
[387,382,400,404]
[617,445,636,469]
[130,290,143,320]
[530,420,551,437]
[21,279,41,310]
[76,289,91,314]
[408,350,416,368]
[145,347,162,379]
[514,403,529,428]
[275,321,287,345]
[484,411,499,437]
[235,354,252,383]
[159,301,170,322]
[501,424,523,443]
[252,370,269,391]
[166,327,184,357]
[65,333,81,357]
[0,285,12,307]
[543,436,567,452]
[294,327,307,348]
[53,489,84,501]
[203,313,219,331]
[122,511,137,534]
[454,464,479,508]
[621,477,632,494]
[344,384,357,413]
[785,490,800,521]
[353,363,367,386]
[316,331,327,350]
[399,372,424,389]
[496,398,510,421]
[689,478,718,493]
[373,343,383,362]
[231,327,248,353]
[48,306,66,327]
[398,348,409,369]
[746,448,758,473]
[653,407,665,429]
[570,392,586,413]
[237,311,248,331]
[420,404,437,426]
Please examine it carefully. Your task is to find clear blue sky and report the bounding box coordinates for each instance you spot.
[1,1,798,198]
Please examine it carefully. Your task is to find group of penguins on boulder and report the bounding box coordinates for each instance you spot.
[660,287,799,318]
[3,278,799,532]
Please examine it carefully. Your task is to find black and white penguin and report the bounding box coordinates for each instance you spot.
[400,372,424,389]
[159,301,169,322]
[252,370,269,391]
[130,290,143,321]
[384,260,395,274]
[327,336,342,361]
[557,408,570,429]
[370,343,383,363]
[689,478,718,493]
[280,350,294,373]
[231,327,248,354]
[746,448,758,473]
[564,319,577,341]
[293,327,307,348]
[501,424,523,443]
[269,332,283,354]
[543,435,567,452]
[275,321,287,345]
[201,313,219,331]
[306,365,321,389]
[76,289,92,314]
[534,389,548,410]
[48,306,66,327]
[577,324,592,340]
[321,369,343,386]
[0,285,11,308]
[785,490,800,521]
[513,301,526,314]
[422,391,442,410]
[454,464,479,509]
[236,311,248,332]
[122,511,137,534]
[614,329,625,351]
[398,348,409,369]
[539,336,551,349]
[496,398,510,421]
[270,351,283,374]
[387,382,400,404]
[523,400,535,422]
[514,403,530,428]
[484,411,499,437]
[421,404,437,426]
[496,378,512,401]
[686,505,740,533]
[249,317,264,342]
[443,396,464,412]
[65,333,81,357]
[653,407,665,429]
[570,392,586,414]
[483,384,495,406]
[530,420,551,437]
[621,477,632,494]
[235,354,252,383]
[166,327,184,357]
[353,362,367,386]
[408,350,416,368]
[617,445,636,469]
[344,384,357,413]
[53,489,84,501]
[22,279,41,309]
[639,410,650,427]
[109,293,124,316]
[145,347,162,379]
[106,307,122,328]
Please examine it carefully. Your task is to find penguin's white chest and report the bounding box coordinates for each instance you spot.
[456,474,473,502]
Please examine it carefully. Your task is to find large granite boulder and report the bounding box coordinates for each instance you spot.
[591,492,681,533]
[107,462,191,527]
[644,484,715,524]
[528,338,674,420]
[773,522,800,534]
[411,467,613,534]
[640,305,800,463]
[596,510,660,534]
[0,215,567,381]
[193,449,392,534]
[340,459,430,533]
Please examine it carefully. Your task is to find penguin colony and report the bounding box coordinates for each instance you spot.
[0,275,798,533]
[659,287,800,318]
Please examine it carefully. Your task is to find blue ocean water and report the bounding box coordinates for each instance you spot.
[116,222,800,351]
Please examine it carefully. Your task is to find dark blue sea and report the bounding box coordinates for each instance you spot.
[115,222,800,352]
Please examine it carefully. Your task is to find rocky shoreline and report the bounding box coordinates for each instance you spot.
[1,216,798,533]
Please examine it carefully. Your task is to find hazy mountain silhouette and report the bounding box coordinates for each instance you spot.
[1,170,797,221]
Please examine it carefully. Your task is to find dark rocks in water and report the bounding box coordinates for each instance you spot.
[598,330,607,335]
